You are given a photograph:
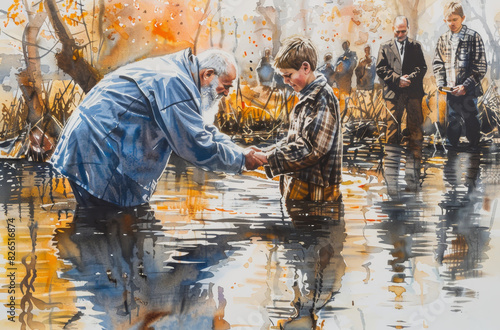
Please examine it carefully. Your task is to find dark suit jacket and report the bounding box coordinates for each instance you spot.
[376,38,427,100]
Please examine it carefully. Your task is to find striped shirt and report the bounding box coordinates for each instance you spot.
[448,28,463,87]
[265,74,342,187]
[433,25,487,96]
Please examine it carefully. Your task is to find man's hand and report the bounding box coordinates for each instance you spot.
[451,85,466,96]
[244,148,267,170]
[253,152,268,165]
[399,75,411,88]
[245,146,261,153]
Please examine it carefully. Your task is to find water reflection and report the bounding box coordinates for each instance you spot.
[272,201,346,329]
[438,151,490,281]
[54,205,230,328]
[1,146,499,329]
[50,198,346,329]
[383,144,422,197]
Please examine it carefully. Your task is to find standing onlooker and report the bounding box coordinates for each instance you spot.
[256,48,275,92]
[334,41,357,109]
[355,45,377,92]
[433,1,487,150]
[317,52,336,87]
[376,15,427,158]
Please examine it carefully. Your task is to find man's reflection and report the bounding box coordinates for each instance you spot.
[383,144,422,199]
[375,185,428,310]
[377,143,429,318]
[54,205,233,328]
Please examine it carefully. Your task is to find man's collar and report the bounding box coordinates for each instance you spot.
[186,48,201,89]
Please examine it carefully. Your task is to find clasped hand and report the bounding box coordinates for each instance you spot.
[399,75,411,88]
[244,147,268,170]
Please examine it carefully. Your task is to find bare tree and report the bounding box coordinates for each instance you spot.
[44,0,102,93]
[256,0,286,56]
[17,8,47,127]
[388,0,421,39]
[194,0,213,54]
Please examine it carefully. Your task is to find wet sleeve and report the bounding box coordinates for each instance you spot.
[159,100,245,174]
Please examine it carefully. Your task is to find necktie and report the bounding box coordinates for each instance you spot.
[399,41,404,55]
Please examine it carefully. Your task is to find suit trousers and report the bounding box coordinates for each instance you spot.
[446,95,481,147]
[385,94,423,158]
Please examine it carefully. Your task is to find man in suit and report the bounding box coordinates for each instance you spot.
[376,16,427,159]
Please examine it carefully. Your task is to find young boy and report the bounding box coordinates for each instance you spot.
[433,1,487,150]
[254,36,343,202]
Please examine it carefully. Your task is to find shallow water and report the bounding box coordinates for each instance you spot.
[1,144,500,329]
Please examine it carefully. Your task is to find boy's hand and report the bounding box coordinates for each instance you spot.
[253,152,268,165]
[244,148,267,170]
[438,86,448,95]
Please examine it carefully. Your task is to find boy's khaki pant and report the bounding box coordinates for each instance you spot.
[281,176,341,202]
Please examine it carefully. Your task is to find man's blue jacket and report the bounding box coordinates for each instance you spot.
[50,49,245,207]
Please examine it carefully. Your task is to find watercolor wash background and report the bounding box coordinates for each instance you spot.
[0,0,500,329]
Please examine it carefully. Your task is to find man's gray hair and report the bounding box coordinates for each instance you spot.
[394,15,409,28]
[198,49,238,77]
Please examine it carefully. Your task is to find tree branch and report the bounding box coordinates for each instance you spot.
[19,11,47,125]
[44,0,102,93]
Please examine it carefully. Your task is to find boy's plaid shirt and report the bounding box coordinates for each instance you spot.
[266,74,342,187]
[432,25,487,96]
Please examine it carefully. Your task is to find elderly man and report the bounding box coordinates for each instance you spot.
[50,48,262,207]
[376,16,427,193]
[376,16,427,158]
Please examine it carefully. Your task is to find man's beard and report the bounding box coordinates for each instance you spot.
[200,76,223,125]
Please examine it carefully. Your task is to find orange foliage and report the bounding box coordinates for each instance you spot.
[4,0,25,27]
[3,0,86,28]
[151,19,176,42]
[97,0,213,70]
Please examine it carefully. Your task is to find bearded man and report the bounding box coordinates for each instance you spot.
[50,48,263,208]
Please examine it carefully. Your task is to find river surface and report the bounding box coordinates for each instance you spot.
[1,143,500,329]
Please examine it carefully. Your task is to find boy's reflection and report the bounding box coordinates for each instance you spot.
[437,151,490,281]
[274,200,346,329]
